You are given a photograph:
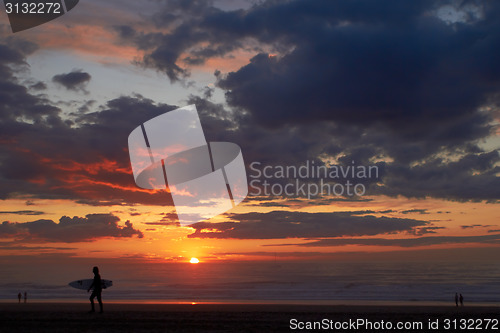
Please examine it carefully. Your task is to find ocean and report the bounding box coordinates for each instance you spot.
[1,259,499,304]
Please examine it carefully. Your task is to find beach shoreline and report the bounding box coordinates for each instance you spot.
[1,302,498,332]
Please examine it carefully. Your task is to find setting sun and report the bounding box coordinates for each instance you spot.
[189,257,200,264]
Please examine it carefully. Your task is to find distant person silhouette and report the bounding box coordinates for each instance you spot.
[459,293,464,306]
[87,266,103,313]
[455,293,458,307]
[24,292,27,303]
[18,292,21,303]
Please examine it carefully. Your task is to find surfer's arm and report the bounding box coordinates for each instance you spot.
[87,280,95,292]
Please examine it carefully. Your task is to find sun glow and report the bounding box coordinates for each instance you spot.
[189,257,199,264]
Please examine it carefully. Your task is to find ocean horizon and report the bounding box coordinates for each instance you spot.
[2,260,499,304]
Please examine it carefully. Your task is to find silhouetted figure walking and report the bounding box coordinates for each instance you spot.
[18,293,21,303]
[455,293,458,307]
[24,292,27,303]
[459,293,464,306]
[87,266,103,313]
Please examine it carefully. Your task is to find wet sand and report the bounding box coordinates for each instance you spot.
[0,302,498,332]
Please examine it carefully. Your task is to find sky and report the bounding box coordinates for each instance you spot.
[0,0,499,298]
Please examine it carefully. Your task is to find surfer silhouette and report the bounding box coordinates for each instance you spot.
[87,266,103,313]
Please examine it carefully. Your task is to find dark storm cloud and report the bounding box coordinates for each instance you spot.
[284,233,500,248]
[191,96,499,202]
[113,0,499,202]
[0,40,199,206]
[0,40,59,126]
[187,210,427,239]
[377,151,500,201]
[0,213,143,243]
[210,1,498,145]
[0,63,496,204]
[1,0,499,209]
[127,0,497,141]
[0,39,36,65]
[0,40,179,207]
[52,70,91,92]
[117,0,244,82]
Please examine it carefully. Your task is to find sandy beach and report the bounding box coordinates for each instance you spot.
[0,302,498,332]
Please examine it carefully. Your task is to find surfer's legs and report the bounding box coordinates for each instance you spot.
[97,293,103,313]
[89,292,96,312]
[89,291,103,313]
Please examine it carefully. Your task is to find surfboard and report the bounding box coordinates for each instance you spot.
[68,279,113,291]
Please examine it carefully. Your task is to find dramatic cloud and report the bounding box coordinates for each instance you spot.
[113,0,500,202]
[52,70,91,92]
[0,0,498,209]
[124,1,498,140]
[188,210,427,239]
[0,40,58,126]
[0,213,143,243]
[0,44,179,206]
[284,233,500,248]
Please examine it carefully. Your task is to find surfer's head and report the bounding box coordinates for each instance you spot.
[93,266,99,274]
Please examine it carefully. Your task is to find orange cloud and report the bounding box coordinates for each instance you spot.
[14,17,142,65]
